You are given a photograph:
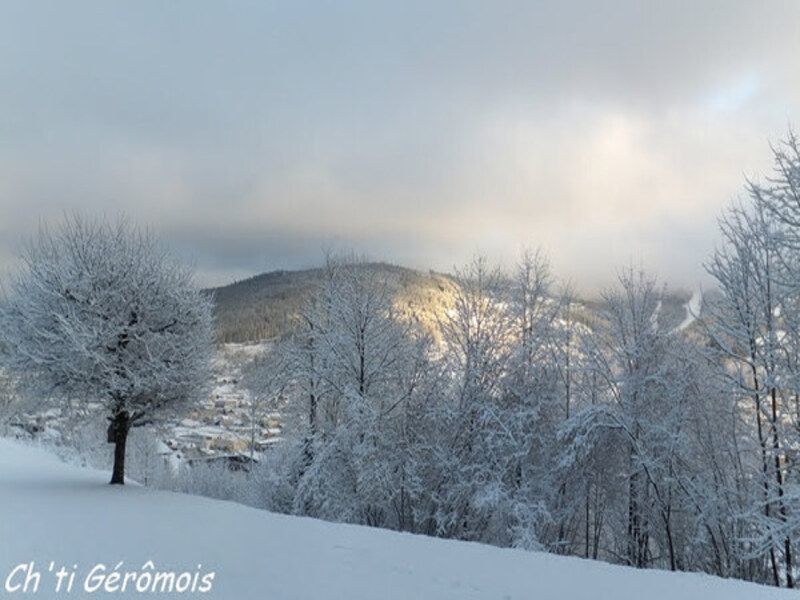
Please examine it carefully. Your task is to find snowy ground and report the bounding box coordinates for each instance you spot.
[0,438,791,600]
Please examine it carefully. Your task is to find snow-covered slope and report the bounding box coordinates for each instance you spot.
[0,439,790,599]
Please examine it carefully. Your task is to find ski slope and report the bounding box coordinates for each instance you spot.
[676,289,703,332]
[0,438,791,599]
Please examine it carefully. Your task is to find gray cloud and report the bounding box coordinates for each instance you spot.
[1,1,798,288]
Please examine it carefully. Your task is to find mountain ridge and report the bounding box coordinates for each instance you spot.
[205,262,457,343]
[205,262,698,343]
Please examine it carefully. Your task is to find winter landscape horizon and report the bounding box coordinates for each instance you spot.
[3,2,800,599]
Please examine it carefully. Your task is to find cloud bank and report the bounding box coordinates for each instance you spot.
[1,1,798,289]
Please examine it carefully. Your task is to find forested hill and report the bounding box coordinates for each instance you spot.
[205,263,458,343]
[205,262,699,344]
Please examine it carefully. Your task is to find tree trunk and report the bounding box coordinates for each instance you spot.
[664,508,677,571]
[584,482,591,559]
[767,387,794,588]
[107,410,130,485]
[751,366,780,587]
[627,447,647,568]
[301,386,318,472]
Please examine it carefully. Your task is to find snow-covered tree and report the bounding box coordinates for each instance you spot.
[423,256,514,541]
[0,216,214,484]
[266,256,437,528]
[701,131,800,587]
[243,347,289,464]
[561,268,704,570]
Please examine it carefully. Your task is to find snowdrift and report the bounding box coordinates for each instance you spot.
[0,438,791,599]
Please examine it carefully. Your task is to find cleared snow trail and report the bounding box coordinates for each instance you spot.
[0,438,791,599]
[676,289,703,332]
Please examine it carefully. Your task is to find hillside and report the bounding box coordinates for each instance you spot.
[0,438,788,600]
[206,263,700,343]
[206,263,457,343]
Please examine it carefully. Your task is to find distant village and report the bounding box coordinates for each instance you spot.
[7,343,282,470]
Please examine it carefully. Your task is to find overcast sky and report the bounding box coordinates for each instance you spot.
[1,1,798,290]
